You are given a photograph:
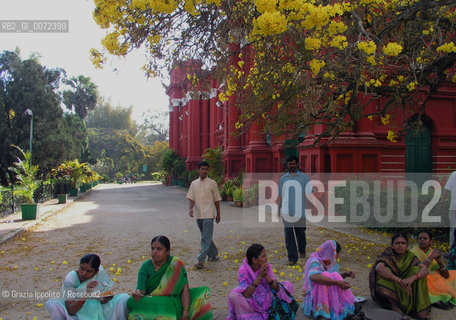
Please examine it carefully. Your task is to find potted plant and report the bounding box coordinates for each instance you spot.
[11,146,40,220]
[50,163,72,204]
[65,160,88,196]
[233,186,244,207]
[222,179,235,201]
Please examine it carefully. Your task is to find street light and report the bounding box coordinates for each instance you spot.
[24,109,33,155]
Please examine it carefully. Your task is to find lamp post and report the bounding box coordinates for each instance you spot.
[24,109,33,154]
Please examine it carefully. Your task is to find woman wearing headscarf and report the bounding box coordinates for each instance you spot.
[302,240,357,320]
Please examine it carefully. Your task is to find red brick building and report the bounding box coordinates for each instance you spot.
[167,62,456,176]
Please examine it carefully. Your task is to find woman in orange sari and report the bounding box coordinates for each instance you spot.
[410,230,456,310]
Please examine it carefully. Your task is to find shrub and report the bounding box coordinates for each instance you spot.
[222,179,235,198]
[11,147,40,204]
[202,147,224,185]
[233,186,244,203]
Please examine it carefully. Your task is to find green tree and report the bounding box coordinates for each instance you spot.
[136,111,169,145]
[62,75,99,119]
[85,98,136,133]
[88,128,145,178]
[144,140,169,173]
[0,50,86,186]
[85,98,145,179]
[91,0,456,141]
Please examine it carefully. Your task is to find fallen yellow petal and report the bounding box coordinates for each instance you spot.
[36,303,43,307]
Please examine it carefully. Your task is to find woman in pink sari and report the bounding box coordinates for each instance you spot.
[303,240,358,320]
[227,243,294,320]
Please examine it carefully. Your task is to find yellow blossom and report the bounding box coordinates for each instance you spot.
[254,12,288,36]
[330,36,348,50]
[387,130,398,143]
[381,114,390,125]
[407,81,417,91]
[309,59,325,76]
[437,42,456,54]
[357,40,377,55]
[305,37,322,50]
[367,56,377,66]
[383,43,403,56]
[255,0,278,13]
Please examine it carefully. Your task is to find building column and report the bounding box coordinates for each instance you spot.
[186,98,201,169]
[243,120,272,173]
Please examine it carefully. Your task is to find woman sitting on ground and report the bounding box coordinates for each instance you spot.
[227,243,294,319]
[302,240,358,320]
[369,233,431,320]
[46,253,129,320]
[410,230,456,310]
[127,235,212,320]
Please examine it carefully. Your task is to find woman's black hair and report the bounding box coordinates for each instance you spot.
[80,253,101,271]
[417,230,432,240]
[246,243,265,265]
[392,233,408,245]
[151,235,171,251]
[335,241,341,254]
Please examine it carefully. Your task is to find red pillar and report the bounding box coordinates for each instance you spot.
[186,98,201,169]
[171,104,180,152]
[201,98,209,153]
[244,120,272,172]
[223,43,245,177]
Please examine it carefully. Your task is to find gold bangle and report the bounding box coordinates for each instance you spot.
[183,306,190,311]
[251,283,257,288]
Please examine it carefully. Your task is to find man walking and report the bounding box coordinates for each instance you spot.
[187,160,222,269]
[278,155,312,266]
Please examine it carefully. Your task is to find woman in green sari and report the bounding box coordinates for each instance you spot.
[369,233,431,320]
[127,235,212,320]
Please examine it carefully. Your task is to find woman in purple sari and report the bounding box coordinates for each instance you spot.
[303,240,358,320]
[226,243,294,320]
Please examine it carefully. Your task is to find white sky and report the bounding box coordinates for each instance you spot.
[0,0,170,123]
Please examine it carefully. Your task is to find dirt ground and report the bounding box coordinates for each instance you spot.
[0,183,453,319]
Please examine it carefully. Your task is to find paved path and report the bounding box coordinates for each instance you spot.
[0,183,453,319]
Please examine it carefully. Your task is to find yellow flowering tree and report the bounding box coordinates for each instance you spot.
[92,0,456,140]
